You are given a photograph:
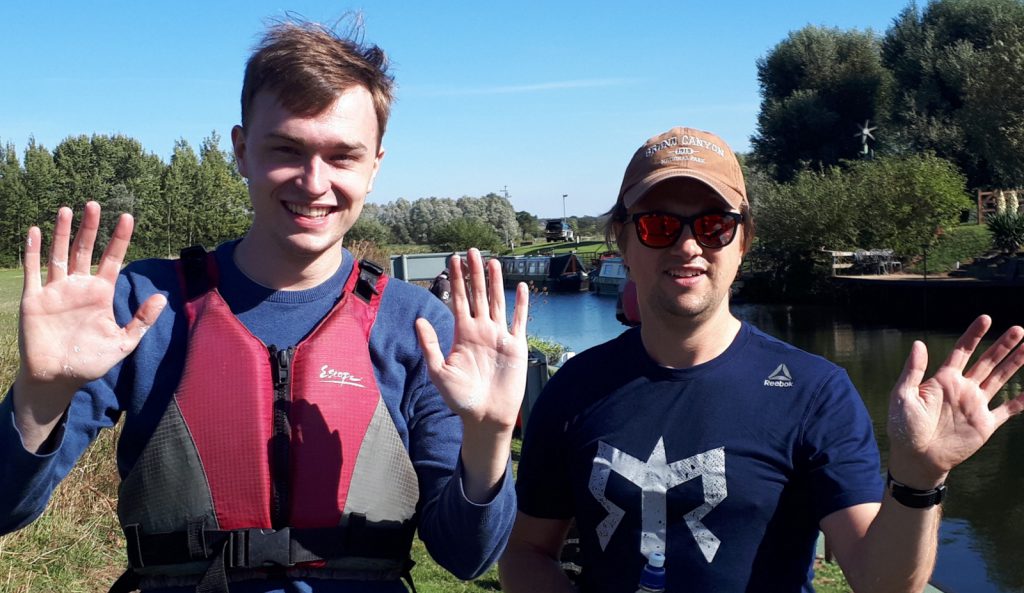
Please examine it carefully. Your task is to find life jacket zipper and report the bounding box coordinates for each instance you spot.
[269,345,293,528]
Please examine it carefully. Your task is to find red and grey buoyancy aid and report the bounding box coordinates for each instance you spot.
[112,247,420,592]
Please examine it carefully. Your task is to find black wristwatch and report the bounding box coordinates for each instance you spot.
[887,472,947,508]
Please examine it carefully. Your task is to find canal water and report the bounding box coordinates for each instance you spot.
[510,290,1024,593]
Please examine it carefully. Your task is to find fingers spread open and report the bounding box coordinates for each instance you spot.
[448,254,469,319]
[124,293,167,337]
[70,201,101,275]
[991,392,1024,427]
[466,249,488,318]
[942,315,992,372]
[415,317,445,377]
[23,227,42,294]
[977,326,1024,398]
[48,207,73,282]
[511,282,529,337]
[97,213,135,281]
[487,258,505,323]
[893,340,928,403]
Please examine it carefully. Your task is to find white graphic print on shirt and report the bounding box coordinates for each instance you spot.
[589,438,727,562]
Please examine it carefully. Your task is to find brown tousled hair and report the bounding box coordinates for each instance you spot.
[240,17,395,147]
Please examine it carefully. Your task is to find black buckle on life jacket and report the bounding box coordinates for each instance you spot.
[229,527,294,569]
[180,245,211,301]
[354,259,383,304]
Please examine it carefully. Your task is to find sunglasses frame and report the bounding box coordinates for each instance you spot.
[625,210,744,249]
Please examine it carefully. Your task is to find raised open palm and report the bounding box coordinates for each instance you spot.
[887,315,1024,486]
[416,248,529,429]
[19,202,166,393]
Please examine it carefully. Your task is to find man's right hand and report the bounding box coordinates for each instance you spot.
[13,201,166,452]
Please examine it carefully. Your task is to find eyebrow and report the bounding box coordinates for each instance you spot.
[266,132,369,154]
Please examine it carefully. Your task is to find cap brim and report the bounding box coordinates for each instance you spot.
[622,169,744,212]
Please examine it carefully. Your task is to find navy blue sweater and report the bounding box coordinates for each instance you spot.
[1,240,515,591]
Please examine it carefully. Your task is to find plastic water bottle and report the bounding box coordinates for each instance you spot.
[635,552,666,592]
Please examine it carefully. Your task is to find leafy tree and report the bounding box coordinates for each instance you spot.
[753,26,894,181]
[347,203,390,246]
[22,138,60,239]
[408,197,460,244]
[960,26,1024,186]
[515,210,540,240]
[380,198,413,244]
[844,153,970,256]
[570,215,602,239]
[346,216,391,246]
[431,217,502,252]
[196,132,250,248]
[53,135,104,209]
[158,140,201,256]
[124,151,167,259]
[750,154,969,295]
[0,142,28,267]
[96,183,136,255]
[457,193,519,247]
[882,0,1024,187]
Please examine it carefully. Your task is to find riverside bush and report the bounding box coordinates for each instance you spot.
[986,211,1024,254]
[748,154,972,297]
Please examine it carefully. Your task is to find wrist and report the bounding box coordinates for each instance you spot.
[886,471,947,509]
[886,452,948,491]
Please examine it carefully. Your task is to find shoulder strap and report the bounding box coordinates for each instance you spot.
[178,246,218,299]
[354,259,385,304]
[177,246,219,326]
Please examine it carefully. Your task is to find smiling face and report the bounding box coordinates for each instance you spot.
[619,177,746,329]
[232,86,383,286]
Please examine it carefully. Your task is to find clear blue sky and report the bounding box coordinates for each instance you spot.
[2,1,908,217]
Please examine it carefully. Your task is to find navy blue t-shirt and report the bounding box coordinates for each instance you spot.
[516,324,883,593]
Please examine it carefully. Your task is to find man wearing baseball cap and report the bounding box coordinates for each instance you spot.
[500,126,1024,592]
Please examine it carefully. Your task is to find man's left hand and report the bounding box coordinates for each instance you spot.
[887,315,1024,488]
[417,248,529,431]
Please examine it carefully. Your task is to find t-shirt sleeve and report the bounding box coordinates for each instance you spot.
[799,369,884,522]
[515,360,577,520]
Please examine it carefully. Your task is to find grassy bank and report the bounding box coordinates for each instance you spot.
[0,264,850,592]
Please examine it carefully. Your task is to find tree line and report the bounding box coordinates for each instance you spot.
[746,0,1024,298]
[0,132,540,266]
[0,133,251,266]
[753,0,1024,188]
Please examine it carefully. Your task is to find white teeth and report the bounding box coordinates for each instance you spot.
[668,270,702,278]
[286,203,331,218]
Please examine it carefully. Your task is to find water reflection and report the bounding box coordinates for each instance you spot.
[514,292,1024,593]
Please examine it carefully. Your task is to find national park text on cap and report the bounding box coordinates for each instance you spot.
[617,126,747,211]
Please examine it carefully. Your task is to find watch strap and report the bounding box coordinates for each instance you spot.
[887,472,946,508]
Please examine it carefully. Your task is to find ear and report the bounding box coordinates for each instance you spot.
[366,146,386,194]
[231,125,249,179]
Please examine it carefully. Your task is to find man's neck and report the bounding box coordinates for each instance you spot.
[233,237,344,291]
[639,307,742,369]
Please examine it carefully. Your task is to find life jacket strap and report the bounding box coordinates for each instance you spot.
[355,259,385,304]
[122,520,415,570]
[179,246,216,299]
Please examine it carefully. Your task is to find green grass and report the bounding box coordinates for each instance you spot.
[512,239,613,259]
[0,265,849,592]
[813,559,853,593]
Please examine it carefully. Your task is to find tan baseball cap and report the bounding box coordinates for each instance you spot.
[618,126,747,211]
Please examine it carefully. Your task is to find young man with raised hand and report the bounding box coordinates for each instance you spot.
[500,126,1024,593]
[1,19,529,593]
